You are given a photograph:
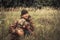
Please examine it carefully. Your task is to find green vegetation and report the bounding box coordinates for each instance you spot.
[1,0,60,8]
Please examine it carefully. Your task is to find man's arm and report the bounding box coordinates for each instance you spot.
[30,19,34,31]
[9,20,18,33]
[26,26,34,35]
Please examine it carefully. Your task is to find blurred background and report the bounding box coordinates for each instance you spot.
[0,0,60,8]
[0,0,60,40]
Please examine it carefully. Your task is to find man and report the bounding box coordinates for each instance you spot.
[9,9,34,40]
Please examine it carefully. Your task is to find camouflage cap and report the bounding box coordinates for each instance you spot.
[21,9,28,16]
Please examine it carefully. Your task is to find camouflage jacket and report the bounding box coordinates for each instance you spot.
[9,18,34,34]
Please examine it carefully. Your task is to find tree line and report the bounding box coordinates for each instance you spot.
[0,0,60,8]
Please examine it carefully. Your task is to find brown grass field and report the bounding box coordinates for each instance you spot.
[0,7,60,40]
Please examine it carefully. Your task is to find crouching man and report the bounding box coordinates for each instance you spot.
[9,9,34,40]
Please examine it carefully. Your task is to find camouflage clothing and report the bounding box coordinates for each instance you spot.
[16,18,34,35]
[9,18,34,40]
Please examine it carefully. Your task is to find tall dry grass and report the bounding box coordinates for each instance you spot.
[0,7,60,40]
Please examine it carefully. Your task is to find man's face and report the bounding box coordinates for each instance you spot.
[22,13,29,19]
